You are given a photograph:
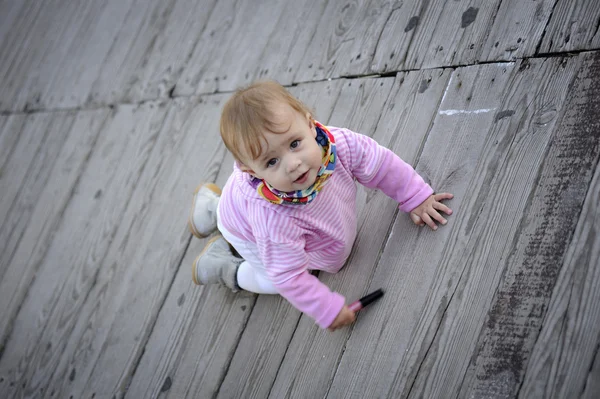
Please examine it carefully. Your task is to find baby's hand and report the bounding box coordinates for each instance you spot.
[410,193,454,230]
[328,305,356,332]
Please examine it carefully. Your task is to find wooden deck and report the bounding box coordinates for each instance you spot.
[1,1,599,398]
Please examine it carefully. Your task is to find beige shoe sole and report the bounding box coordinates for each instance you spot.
[192,235,222,285]
[188,182,222,239]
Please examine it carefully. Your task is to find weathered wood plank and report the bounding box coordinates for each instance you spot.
[329,62,515,398]
[42,96,234,399]
[459,51,600,399]
[480,0,556,62]
[369,0,429,73]
[517,155,600,396]
[328,60,548,399]
[175,0,286,96]
[293,0,394,83]
[268,71,452,398]
[0,113,77,274]
[0,115,27,191]
[214,79,346,399]
[0,102,168,398]
[403,0,501,69]
[0,0,100,112]
[0,113,71,261]
[538,0,600,54]
[118,0,219,102]
[172,0,239,96]
[404,57,580,399]
[582,348,600,399]
[0,0,47,112]
[38,0,135,109]
[0,110,108,349]
[250,0,327,87]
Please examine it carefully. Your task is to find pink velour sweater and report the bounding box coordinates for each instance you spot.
[218,126,433,328]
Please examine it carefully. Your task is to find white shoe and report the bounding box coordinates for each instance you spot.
[192,235,242,292]
[188,183,221,239]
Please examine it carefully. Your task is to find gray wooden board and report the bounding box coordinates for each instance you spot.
[459,51,600,399]
[44,95,233,399]
[538,0,600,54]
[0,0,47,111]
[0,116,25,173]
[69,94,233,398]
[81,0,218,107]
[175,0,287,96]
[0,0,102,112]
[372,0,548,73]
[582,347,600,399]
[0,102,169,398]
[39,0,136,109]
[293,0,396,84]
[405,57,580,399]
[518,146,600,396]
[116,0,218,103]
[480,0,557,62]
[250,0,328,87]
[403,0,501,69]
[328,61,526,398]
[0,115,28,204]
[0,112,77,276]
[0,110,109,348]
[0,113,56,236]
[214,79,345,399]
[369,0,433,73]
[172,0,240,96]
[267,70,453,398]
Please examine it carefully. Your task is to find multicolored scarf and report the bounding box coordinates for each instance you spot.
[256,121,336,205]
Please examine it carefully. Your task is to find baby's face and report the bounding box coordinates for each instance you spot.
[241,103,323,192]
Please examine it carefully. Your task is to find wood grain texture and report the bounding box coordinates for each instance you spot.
[370,0,429,73]
[0,114,57,237]
[250,0,327,87]
[538,0,600,54]
[0,113,77,276]
[516,59,600,395]
[0,0,102,112]
[294,0,396,83]
[0,102,168,398]
[518,157,600,397]
[582,348,600,399]
[74,95,242,399]
[104,0,218,104]
[0,115,28,208]
[214,80,345,399]
[406,57,580,399]
[175,0,286,96]
[0,110,109,350]
[327,62,517,399]
[402,0,501,69]
[480,0,556,61]
[460,51,600,399]
[268,70,453,398]
[35,96,229,399]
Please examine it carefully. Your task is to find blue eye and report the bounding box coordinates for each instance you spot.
[267,158,278,167]
[290,140,300,149]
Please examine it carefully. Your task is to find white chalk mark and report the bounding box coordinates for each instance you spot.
[439,108,496,115]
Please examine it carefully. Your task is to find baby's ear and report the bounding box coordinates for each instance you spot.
[239,163,256,176]
[306,112,314,127]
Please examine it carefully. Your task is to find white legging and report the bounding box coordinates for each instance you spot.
[217,206,278,294]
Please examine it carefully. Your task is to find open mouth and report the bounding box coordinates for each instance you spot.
[294,171,309,184]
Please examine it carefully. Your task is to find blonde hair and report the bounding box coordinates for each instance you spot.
[220,80,313,163]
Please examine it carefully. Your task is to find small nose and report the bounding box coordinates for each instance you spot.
[286,157,301,173]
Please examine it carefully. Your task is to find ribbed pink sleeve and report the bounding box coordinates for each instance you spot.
[340,128,433,212]
[253,213,345,329]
